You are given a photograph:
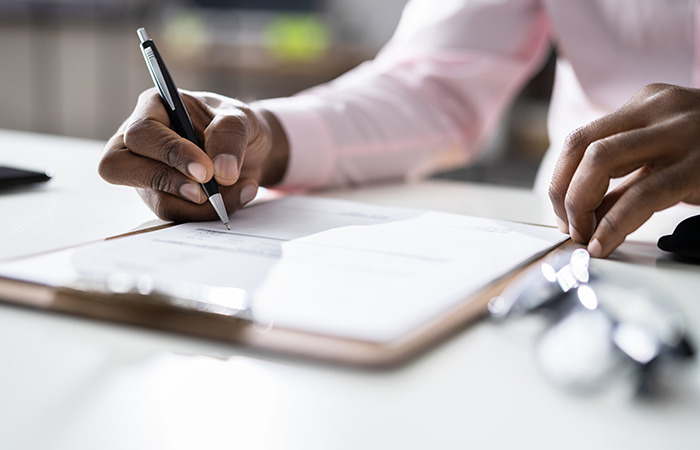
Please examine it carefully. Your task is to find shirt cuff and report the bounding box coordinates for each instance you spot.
[254,96,335,190]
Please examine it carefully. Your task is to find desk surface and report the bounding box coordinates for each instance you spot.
[1,129,699,450]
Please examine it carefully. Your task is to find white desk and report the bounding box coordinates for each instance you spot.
[1,129,699,450]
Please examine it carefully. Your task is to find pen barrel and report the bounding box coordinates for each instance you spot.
[201,178,220,197]
[140,33,223,201]
[139,39,204,149]
[167,102,201,146]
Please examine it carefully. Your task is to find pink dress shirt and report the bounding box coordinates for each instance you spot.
[257,0,699,193]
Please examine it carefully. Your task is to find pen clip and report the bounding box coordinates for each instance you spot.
[141,45,176,111]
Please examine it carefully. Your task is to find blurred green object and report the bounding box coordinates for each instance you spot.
[163,10,207,57]
[265,14,330,62]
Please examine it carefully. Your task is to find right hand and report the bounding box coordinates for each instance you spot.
[98,88,288,222]
[548,83,700,258]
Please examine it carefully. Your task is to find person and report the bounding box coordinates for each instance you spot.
[99,0,700,258]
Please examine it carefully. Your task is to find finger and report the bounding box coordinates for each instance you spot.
[221,177,260,211]
[594,167,651,224]
[587,166,690,258]
[124,90,214,183]
[240,164,263,183]
[99,132,127,183]
[100,144,207,204]
[137,177,259,223]
[100,123,208,205]
[205,112,250,186]
[180,92,248,186]
[180,91,215,141]
[137,189,212,223]
[185,91,269,187]
[564,124,676,242]
[549,93,655,228]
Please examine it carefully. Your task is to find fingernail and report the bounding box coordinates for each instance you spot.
[588,238,603,258]
[214,154,239,181]
[188,162,207,183]
[555,216,569,234]
[570,225,583,243]
[179,183,201,203]
[240,184,257,206]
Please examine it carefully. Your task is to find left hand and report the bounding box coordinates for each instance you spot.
[548,83,700,258]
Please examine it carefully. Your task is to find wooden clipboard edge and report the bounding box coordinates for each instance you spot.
[0,239,578,370]
[106,222,176,240]
[365,238,581,368]
[254,239,580,370]
[0,274,404,369]
[0,274,386,366]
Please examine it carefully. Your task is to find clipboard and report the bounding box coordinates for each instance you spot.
[0,196,569,368]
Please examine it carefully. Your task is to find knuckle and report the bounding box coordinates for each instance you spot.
[547,182,565,205]
[210,113,249,135]
[598,213,620,235]
[205,114,250,152]
[123,117,150,148]
[640,83,685,108]
[563,193,578,215]
[637,83,674,102]
[97,154,115,182]
[138,87,161,103]
[150,168,177,194]
[98,141,129,184]
[125,119,184,169]
[161,136,182,168]
[562,127,588,155]
[639,82,667,96]
[235,103,253,118]
[585,140,612,166]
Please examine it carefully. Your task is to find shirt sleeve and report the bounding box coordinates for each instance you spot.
[255,0,552,190]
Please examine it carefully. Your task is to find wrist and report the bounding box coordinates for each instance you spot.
[255,107,289,186]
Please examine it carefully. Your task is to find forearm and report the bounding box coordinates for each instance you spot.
[259,0,551,190]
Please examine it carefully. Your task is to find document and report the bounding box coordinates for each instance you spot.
[0,196,565,342]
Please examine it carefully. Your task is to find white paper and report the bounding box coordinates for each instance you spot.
[0,196,565,342]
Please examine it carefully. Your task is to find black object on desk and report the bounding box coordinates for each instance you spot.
[0,166,52,190]
[658,214,700,262]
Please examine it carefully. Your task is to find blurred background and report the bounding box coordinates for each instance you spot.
[0,0,554,188]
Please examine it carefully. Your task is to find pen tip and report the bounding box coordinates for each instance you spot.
[225,222,231,230]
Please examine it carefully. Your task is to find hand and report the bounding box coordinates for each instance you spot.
[99,88,288,222]
[549,83,700,258]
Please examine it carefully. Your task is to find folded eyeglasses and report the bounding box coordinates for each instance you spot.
[488,248,695,397]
